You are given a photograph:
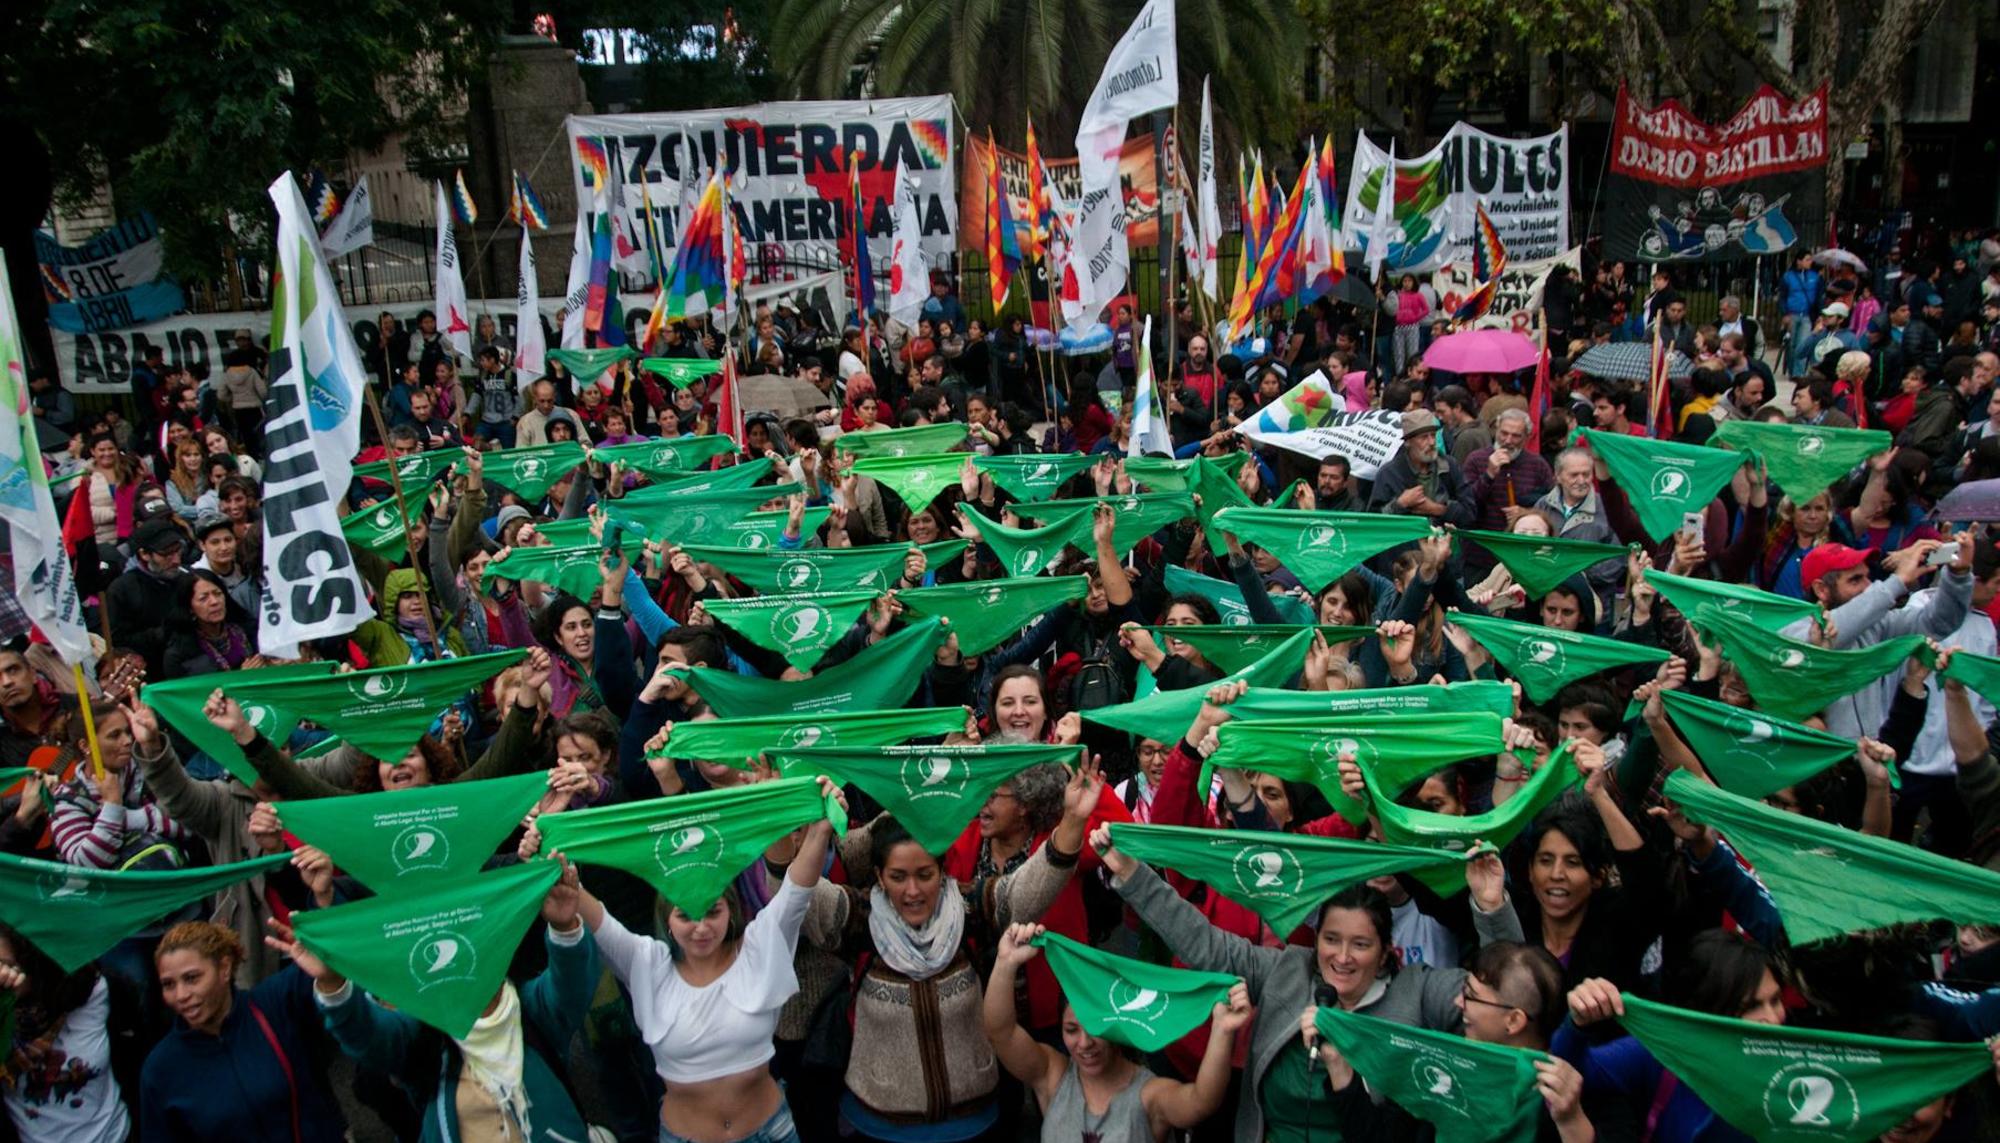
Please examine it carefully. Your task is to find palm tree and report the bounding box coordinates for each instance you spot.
[768,0,1301,155]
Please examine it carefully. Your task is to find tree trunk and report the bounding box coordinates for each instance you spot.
[1881,86,1905,210]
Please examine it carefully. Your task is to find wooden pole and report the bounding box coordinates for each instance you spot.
[362,390,447,659]
[70,663,104,782]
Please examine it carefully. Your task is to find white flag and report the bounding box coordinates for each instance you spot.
[1198,77,1221,298]
[1069,0,1177,326]
[888,161,929,328]
[318,175,374,258]
[433,182,472,359]
[514,224,546,386]
[1128,317,1172,457]
[1365,138,1397,282]
[261,174,373,658]
[560,189,595,350]
[0,262,92,668]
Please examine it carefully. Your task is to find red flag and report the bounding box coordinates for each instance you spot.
[1648,327,1673,438]
[1527,339,1551,454]
[712,348,746,445]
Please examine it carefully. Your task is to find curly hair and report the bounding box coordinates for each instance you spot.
[155,921,244,968]
[351,735,460,792]
[1005,762,1070,836]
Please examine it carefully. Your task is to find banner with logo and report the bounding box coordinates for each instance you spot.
[650,706,968,764]
[0,851,290,971]
[1031,931,1237,1051]
[223,651,524,762]
[1315,1006,1545,1143]
[1430,247,1582,335]
[1604,84,1828,262]
[701,590,880,672]
[35,212,187,335]
[1342,124,1570,274]
[274,772,550,893]
[1233,408,1406,479]
[774,743,1075,853]
[961,131,1160,251]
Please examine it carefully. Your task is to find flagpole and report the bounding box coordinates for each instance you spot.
[70,663,104,782]
[363,391,447,658]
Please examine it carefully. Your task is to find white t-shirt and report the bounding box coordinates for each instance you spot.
[3,977,129,1142]
[1390,897,1460,971]
[838,350,868,382]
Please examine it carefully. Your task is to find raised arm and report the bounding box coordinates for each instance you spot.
[1093,825,1282,995]
[982,924,1068,1098]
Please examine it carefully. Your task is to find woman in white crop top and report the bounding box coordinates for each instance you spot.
[567,776,845,1143]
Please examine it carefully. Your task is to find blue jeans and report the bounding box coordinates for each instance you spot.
[661,1102,797,1143]
[1784,313,1814,378]
[475,419,516,448]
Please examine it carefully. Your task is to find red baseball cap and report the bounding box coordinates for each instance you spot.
[1799,544,1875,587]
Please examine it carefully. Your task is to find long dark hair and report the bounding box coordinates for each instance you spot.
[174,568,252,635]
[1666,929,1783,1019]
[0,923,99,1046]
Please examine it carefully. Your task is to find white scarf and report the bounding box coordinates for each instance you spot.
[457,981,531,1139]
[868,879,967,982]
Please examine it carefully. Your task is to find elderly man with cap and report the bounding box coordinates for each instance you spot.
[1367,408,1474,525]
[106,518,192,677]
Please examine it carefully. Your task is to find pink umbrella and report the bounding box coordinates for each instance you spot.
[1422,328,1540,374]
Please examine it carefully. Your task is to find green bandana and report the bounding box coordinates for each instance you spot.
[227,651,523,763]
[774,743,1076,852]
[483,442,589,501]
[1162,564,1315,626]
[340,500,424,558]
[1370,743,1579,892]
[679,618,948,718]
[1663,771,2000,943]
[850,453,968,511]
[592,435,739,477]
[354,449,462,488]
[0,851,289,971]
[681,541,964,594]
[294,860,560,1039]
[1314,1006,1545,1143]
[1615,991,1995,1141]
[1030,931,1238,1051]
[538,776,845,916]
[652,707,968,765]
[700,590,880,672]
[627,459,786,497]
[1142,624,1377,674]
[1227,680,1517,723]
[1107,823,1469,933]
[1578,429,1746,543]
[898,576,1090,656]
[1083,630,1314,743]
[1711,420,1892,499]
[958,510,1079,577]
[1645,569,1822,633]
[143,663,339,784]
[1212,508,1433,591]
[1208,713,1509,826]
[1447,610,1672,703]
[1459,530,1628,599]
[973,454,1099,500]
[1011,493,1197,557]
[274,772,551,892]
[0,768,36,794]
[606,483,806,545]
[637,356,723,389]
[1689,605,1922,722]
[1122,456,1199,492]
[485,543,618,597]
[1188,455,1258,552]
[1659,690,1880,800]
[833,423,970,457]
[529,521,653,560]
[546,346,636,382]
[1929,646,2000,708]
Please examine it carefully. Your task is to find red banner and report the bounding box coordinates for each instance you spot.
[1609,85,1829,188]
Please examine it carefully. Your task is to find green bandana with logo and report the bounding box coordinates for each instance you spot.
[1107,823,1470,933]
[1083,629,1314,743]
[1142,624,1377,674]
[340,499,425,558]
[1689,605,1923,722]
[482,441,588,501]
[1711,420,1892,499]
[0,851,290,971]
[592,434,740,477]
[1011,493,1198,557]
[1663,771,2000,942]
[627,458,787,497]
[226,651,523,763]
[1188,455,1258,552]
[530,520,655,559]
[274,771,550,893]
[637,356,723,389]
[1458,530,1628,599]
[1207,713,1510,826]
[958,510,1080,577]
[1447,610,1673,703]
[1925,645,2000,708]
[700,590,880,671]
[682,541,966,594]
[538,776,846,916]
[677,618,948,718]
[1659,690,1881,800]
[833,422,970,457]
[1122,456,1200,493]
[1578,429,1746,542]
[774,743,1076,853]
[1370,743,1579,893]
[652,707,968,766]
[1030,930,1238,1052]
[354,449,462,488]
[1644,569,1822,633]
[1212,508,1434,591]
[546,346,636,383]
[973,454,1099,500]
[1314,1005,1545,1143]
[1614,991,1994,1141]
[293,859,560,1039]
[485,543,620,597]
[850,453,967,512]
[606,483,806,545]
[1162,564,1315,626]
[143,663,339,784]
[1227,680,1517,723]
[899,576,1090,656]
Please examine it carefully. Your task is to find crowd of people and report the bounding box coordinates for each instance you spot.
[5,234,2000,1143]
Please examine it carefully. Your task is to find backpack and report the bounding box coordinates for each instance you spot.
[1068,626,1123,713]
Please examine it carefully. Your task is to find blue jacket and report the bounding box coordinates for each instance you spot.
[1781,269,1822,316]
[1553,1022,1752,1143]
[141,967,346,1143]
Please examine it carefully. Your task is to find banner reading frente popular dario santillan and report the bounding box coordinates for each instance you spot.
[1603,84,1828,263]
[566,98,958,285]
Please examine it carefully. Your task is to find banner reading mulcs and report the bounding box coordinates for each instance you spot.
[1341,123,1569,275]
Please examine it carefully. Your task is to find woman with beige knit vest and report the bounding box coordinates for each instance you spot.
[800,756,1105,1142]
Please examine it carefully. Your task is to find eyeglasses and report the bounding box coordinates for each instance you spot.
[1460,982,1519,1013]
